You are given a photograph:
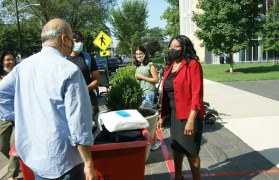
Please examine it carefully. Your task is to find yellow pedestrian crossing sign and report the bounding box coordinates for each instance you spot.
[93,31,112,51]
[100,50,111,57]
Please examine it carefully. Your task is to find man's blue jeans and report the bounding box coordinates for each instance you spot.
[34,163,85,180]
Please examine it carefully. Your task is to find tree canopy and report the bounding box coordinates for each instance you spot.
[0,0,116,57]
[143,27,165,56]
[261,5,279,61]
[110,0,148,57]
[193,0,262,72]
[146,41,162,57]
[161,0,179,38]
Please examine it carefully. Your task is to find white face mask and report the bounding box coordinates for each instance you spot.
[73,42,84,53]
[4,66,12,73]
[136,56,145,62]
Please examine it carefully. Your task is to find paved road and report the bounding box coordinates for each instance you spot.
[146,79,279,179]
[2,80,278,179]
[223,80,279,101]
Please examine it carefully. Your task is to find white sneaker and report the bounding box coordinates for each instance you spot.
[151,140,161,151]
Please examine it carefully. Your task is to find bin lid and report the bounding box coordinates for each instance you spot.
[98,110,149,132]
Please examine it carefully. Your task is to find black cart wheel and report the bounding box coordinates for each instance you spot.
[204,114,216,125]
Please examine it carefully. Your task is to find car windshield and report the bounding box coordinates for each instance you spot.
[95,57,106,62]
[97,59,105,64]
[108,58,118,64]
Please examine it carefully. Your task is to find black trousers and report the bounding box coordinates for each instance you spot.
[90,90,99,116]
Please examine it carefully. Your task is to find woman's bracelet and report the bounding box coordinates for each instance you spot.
[188,119,194,123]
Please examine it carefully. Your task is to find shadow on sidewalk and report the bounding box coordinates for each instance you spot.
[233,65,279,74]
[201,121,279,179]
[203,148,279,179]
[145,119,279,179]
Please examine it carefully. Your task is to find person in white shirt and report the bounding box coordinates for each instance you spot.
[0,18,96,180]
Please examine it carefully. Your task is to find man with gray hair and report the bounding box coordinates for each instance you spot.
[0,18,96,179]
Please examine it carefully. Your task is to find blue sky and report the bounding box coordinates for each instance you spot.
[146,0,168,28]
[117,0,168,29]
[0,0,168,28]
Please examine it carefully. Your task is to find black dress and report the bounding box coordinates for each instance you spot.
[163,72,203,156]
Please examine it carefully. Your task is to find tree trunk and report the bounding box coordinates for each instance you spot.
[130,45,133,65]
[229,53,234,73]
[273,49,276,65]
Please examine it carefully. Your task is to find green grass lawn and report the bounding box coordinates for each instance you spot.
[202,63,279,82]
[151,56,279,82]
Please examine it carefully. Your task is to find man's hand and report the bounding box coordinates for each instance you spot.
[84,166,97,180]
[77,145,96,180]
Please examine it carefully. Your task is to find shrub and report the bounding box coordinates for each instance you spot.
[106,65,144,111]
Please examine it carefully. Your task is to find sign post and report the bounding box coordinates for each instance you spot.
[93,31,112,78]
[100,50,111,57]
[93,31,112,51]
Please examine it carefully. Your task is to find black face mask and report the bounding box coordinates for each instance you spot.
[64,36,74,52]
[68,40,74,52]
[168,49,182,61]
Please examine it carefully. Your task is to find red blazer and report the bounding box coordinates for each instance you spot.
[160,59,205,120]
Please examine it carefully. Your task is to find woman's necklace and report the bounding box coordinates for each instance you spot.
[172,62,181,72]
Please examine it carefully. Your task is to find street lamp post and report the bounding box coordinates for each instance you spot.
[15,0,22,57]
[15,0,40,57]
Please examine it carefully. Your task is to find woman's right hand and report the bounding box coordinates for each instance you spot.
[157,118,164,131]
[135,72,144,80]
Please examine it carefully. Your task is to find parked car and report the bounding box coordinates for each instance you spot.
[108,58,119,73]
[95,57,106,70]
[95,57,121,76]
[114,55,123,64]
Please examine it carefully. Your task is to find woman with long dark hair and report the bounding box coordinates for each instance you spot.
[133,45,162,155]
[0,51,19,180]
[157,35,205,180]
[134,45,159,107]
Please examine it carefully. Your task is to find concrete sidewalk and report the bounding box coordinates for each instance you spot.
[204,79,279,168]
[1,80,278,179]
[145,79,279,179]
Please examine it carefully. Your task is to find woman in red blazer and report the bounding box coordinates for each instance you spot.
[157,35,205,180]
